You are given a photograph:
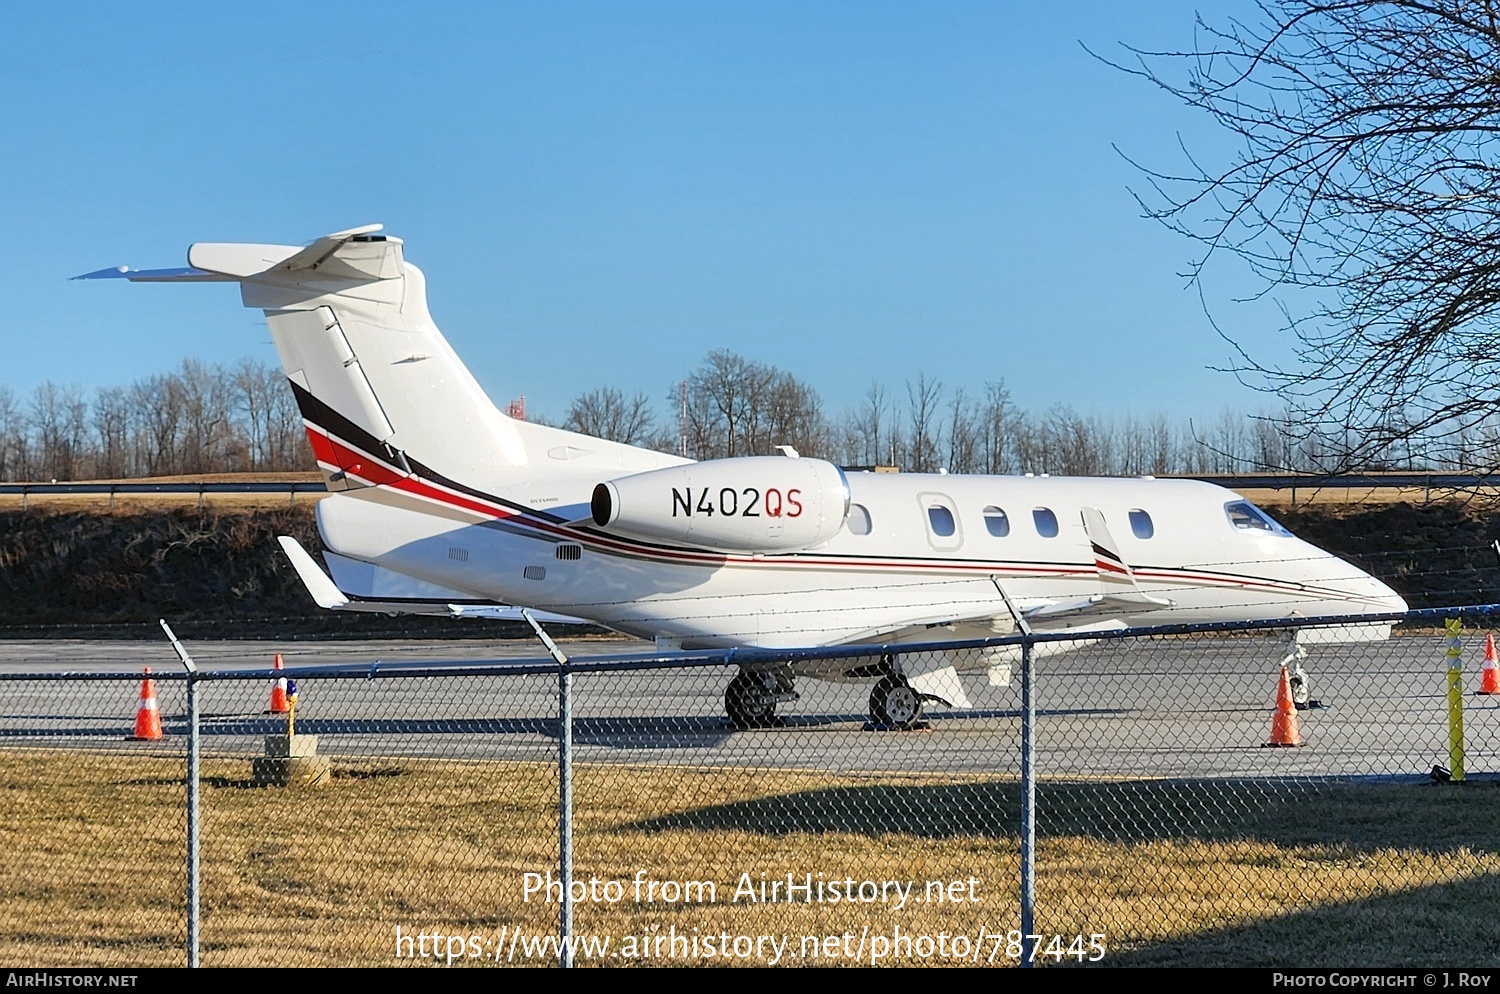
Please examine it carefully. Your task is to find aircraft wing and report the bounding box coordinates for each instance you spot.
[1023,589,1172,622]
[277,536,589,624]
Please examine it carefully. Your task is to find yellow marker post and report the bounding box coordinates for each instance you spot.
[1446,618,1466,782]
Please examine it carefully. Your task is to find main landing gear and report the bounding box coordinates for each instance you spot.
[723,659,929,730]
[868,675,924,730]
[724,668,797,729]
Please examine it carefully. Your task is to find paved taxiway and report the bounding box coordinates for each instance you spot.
[0,633,1491,780]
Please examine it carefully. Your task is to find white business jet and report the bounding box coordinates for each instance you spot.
[78,225,1407,728]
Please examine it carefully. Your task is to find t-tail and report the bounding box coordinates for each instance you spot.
[76,224,685,502]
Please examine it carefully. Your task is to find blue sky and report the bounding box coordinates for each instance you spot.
[0,1,1291,425]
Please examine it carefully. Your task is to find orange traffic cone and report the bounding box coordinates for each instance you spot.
[127,667,163,741]
[1264,664,1304,747]
[1480,634,1500,695]
[267,654,289,714]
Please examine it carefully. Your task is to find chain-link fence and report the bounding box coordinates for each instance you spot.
[5,608,1500,968]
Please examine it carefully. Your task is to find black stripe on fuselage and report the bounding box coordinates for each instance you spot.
[286,378,568,524]
[288,382,1349,599]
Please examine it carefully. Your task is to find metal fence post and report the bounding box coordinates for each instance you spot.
[991,577,1037,967]
[185,667,200,967]
[1019,631,1036,967]
[160,620,200,967]
[522,610,574,968]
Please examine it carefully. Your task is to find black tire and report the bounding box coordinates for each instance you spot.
[869,676,923,729]
[725,671,776,729]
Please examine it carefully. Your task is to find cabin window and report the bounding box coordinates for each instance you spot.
[1033,507,1059,538]
[983,506,1010,537]
[1224,500,1291,536]
[919,493,963,549]
[1128,509,1154,539]
[846,503,873,536]
[927,505,957,537]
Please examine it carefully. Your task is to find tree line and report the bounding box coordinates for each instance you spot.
[0,358,309,481]
[561,349,1500,476]
[8,348,1500,482]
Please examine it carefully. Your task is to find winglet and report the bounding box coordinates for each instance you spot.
[1079,507,1174,607]
[277,536,350,610]
[1080,507,1133,583]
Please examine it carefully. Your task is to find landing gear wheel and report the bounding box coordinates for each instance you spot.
[725,671,777,729]
[870,676,923,729]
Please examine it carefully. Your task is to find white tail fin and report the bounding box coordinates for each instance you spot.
[79,225,685,500]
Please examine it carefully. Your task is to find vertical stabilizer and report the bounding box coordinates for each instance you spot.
[80,226,686,501]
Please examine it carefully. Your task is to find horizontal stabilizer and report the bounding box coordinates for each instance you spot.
[277,536,349,609]
[262,224,390,277]
[76,225,390,285]
[186,243,302,278]
[72,265,233,283]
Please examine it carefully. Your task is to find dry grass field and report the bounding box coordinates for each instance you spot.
[1235,484,1500,507]
[5,749,1500,967]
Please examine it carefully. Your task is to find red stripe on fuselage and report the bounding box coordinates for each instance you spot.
[304,424,1353,600]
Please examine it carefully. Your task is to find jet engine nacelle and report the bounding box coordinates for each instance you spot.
[591,456,851,553]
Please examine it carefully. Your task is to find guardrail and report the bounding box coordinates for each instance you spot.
[0,480,327,509]
[1,471,1497,511]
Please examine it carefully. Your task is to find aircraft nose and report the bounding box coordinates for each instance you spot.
[1352,571,1408,614]
[1313,546,1408,614]
[1373,578,1408,614]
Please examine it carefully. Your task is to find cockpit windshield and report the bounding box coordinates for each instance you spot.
[1224,500,1292,537]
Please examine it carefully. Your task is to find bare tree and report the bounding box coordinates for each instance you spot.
[565,387,659,447]
[847,383,892,467]
[679,351,825,459]
[30,382,87,481]
[132,373,184,475]
[978,381,1017,474]
[0,386,25,480]
[947,387,980,474]
[1116,1,1500,469]
[905,374,945,473]
[682,351,771,458]
[93,386,132,479]
[761,372,830,459]
[235,359,277,470]
[177,359,237,473]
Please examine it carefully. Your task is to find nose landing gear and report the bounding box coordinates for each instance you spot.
[869,675,924,729]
